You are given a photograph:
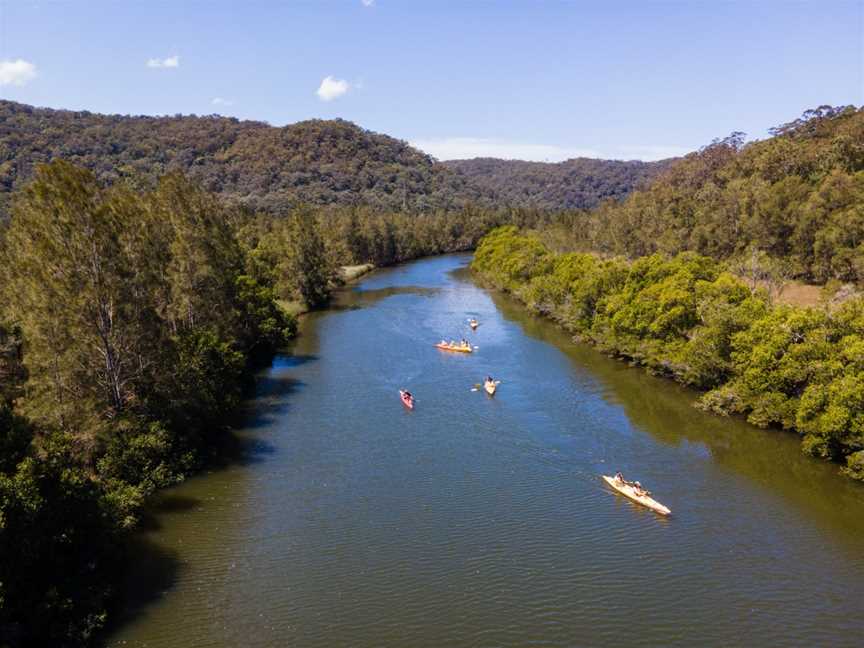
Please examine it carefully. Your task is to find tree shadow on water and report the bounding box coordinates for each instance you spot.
[270,353,317,370]
[102,533,184,641]
[209,433,279,468]
[102,353,313,644]
[135,493,204,532]
[212,362,310,467]
[236,374,306,432]
[329,285,441,311]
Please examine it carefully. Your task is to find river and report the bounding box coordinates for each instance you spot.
[107,253,864,648]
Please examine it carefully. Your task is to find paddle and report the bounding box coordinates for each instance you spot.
[472,379,502,391]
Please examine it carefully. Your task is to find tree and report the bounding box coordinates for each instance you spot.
[284,208,337,308]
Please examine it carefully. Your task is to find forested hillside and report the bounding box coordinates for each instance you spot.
[0,101,663,217]
[556,105,864,283]
[0,100,490,216]
[444,157,672,210]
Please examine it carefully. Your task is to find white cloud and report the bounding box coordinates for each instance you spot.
[316,75,350,102]
[361,0,375,6]
[410,137,692,162]
[146,55,180,69]
[211,97,233,106]
[0,59,37,87]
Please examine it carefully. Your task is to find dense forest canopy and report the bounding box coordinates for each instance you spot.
[0,100,662,217]
[0,101,488,215]
[443,157,674,210]
[555,105,864,283]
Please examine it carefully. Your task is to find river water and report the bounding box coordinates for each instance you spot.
[107,254,864,648]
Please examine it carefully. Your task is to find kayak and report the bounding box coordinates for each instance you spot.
[484,380,497,395]
[399,389,414,409]
[435,343,473,353]
[602,475,671,516]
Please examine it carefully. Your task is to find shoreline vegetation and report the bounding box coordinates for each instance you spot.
[469,105,864,485]
[471,226,864,483]
[0,161,535,646]
[279,264,376,317]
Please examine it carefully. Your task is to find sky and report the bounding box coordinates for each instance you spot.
[0,0,861,162]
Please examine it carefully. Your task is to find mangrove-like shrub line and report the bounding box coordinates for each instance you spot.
[472,226,864,482]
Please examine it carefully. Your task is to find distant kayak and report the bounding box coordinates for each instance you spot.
[435,342,473,353]
[484,380,497,395]
[399,389,414,409]
[602,475,671,516]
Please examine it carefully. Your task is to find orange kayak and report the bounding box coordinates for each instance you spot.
[435,343,473,353]
[602,475,671,516]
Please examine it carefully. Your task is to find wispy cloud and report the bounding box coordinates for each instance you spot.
[0,59,37,87]
[361,0,375,6]
[316,76,350,102]
[146,55,180,69]
[410,137,691,162]
[211,97,234,107]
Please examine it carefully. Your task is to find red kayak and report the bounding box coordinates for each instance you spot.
[399,389,414,409]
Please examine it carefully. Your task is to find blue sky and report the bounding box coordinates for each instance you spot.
[0,0,861,161]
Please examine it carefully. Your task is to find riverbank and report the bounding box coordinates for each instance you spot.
[106,252,864,648]
[341,263,376,282]
[471,226,864,482]
[279,263,376,316]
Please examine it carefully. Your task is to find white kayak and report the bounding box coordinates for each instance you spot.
[602,475,671,516]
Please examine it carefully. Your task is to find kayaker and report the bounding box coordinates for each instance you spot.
[614,471,624,482]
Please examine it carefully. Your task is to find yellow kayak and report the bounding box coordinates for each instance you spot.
[602,475,671,516]
[435,342,473,353]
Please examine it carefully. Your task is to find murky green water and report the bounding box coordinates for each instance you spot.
[107,254,864,648]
